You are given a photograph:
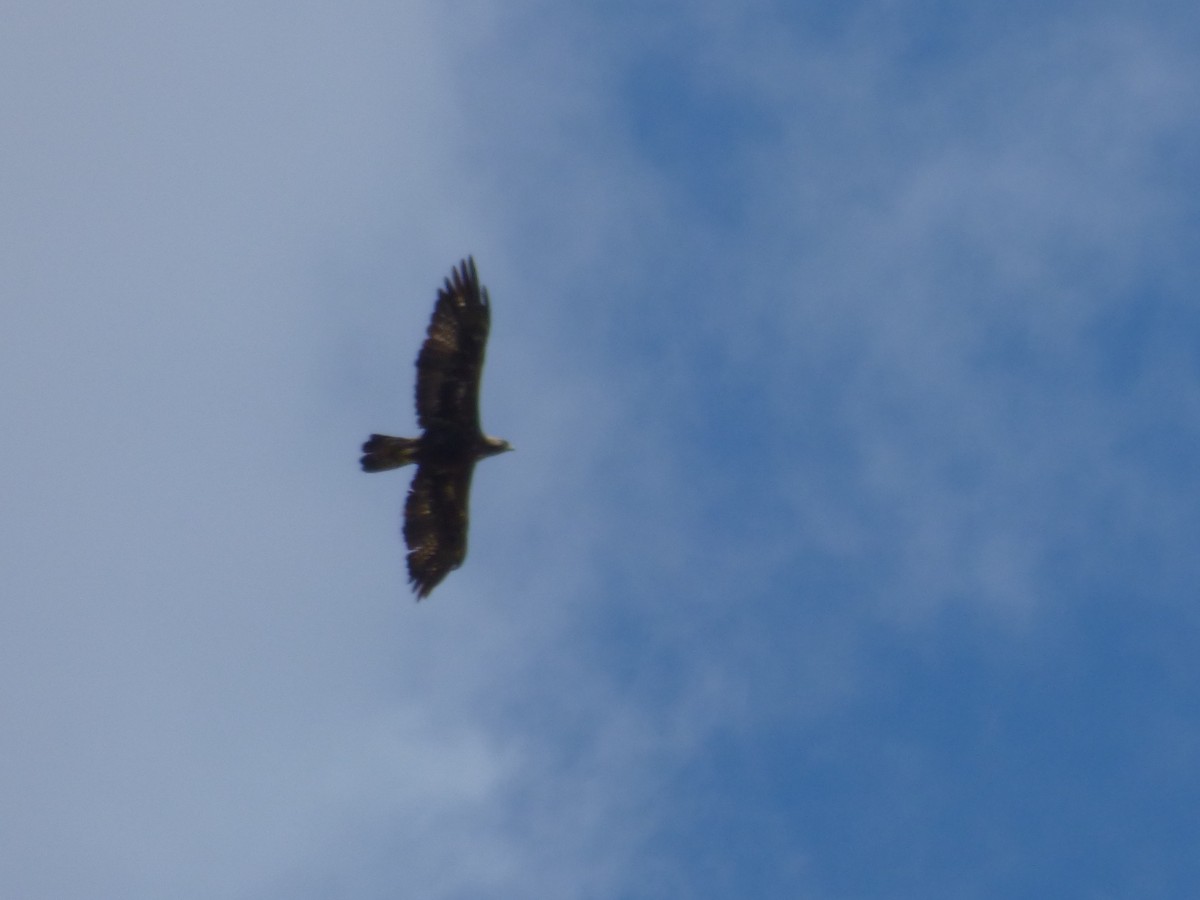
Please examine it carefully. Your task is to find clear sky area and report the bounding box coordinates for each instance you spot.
[3,2,1199,897]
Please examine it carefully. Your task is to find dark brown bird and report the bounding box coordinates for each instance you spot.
[361,257,512,598]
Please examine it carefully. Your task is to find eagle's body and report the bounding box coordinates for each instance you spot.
[361,257,511,599]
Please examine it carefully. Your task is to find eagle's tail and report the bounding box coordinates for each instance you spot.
[360,434,420,472]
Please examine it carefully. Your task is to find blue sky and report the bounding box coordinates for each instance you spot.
[3,1,1200,897]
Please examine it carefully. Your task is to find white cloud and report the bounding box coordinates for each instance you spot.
[4,1,1200,897]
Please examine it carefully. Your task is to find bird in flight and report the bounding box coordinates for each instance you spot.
[361,257,512,599]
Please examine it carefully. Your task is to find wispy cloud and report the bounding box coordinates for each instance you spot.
[4,1,1199,897]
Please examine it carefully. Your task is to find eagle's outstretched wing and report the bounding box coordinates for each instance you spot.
[403,460,475,599]
[414,257,490,438]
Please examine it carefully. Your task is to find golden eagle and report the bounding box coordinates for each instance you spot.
[361,257,512,599]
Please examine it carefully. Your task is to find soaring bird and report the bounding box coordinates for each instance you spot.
[361,257,512,598]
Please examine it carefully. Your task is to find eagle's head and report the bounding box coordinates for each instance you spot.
[481,436,514,458]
